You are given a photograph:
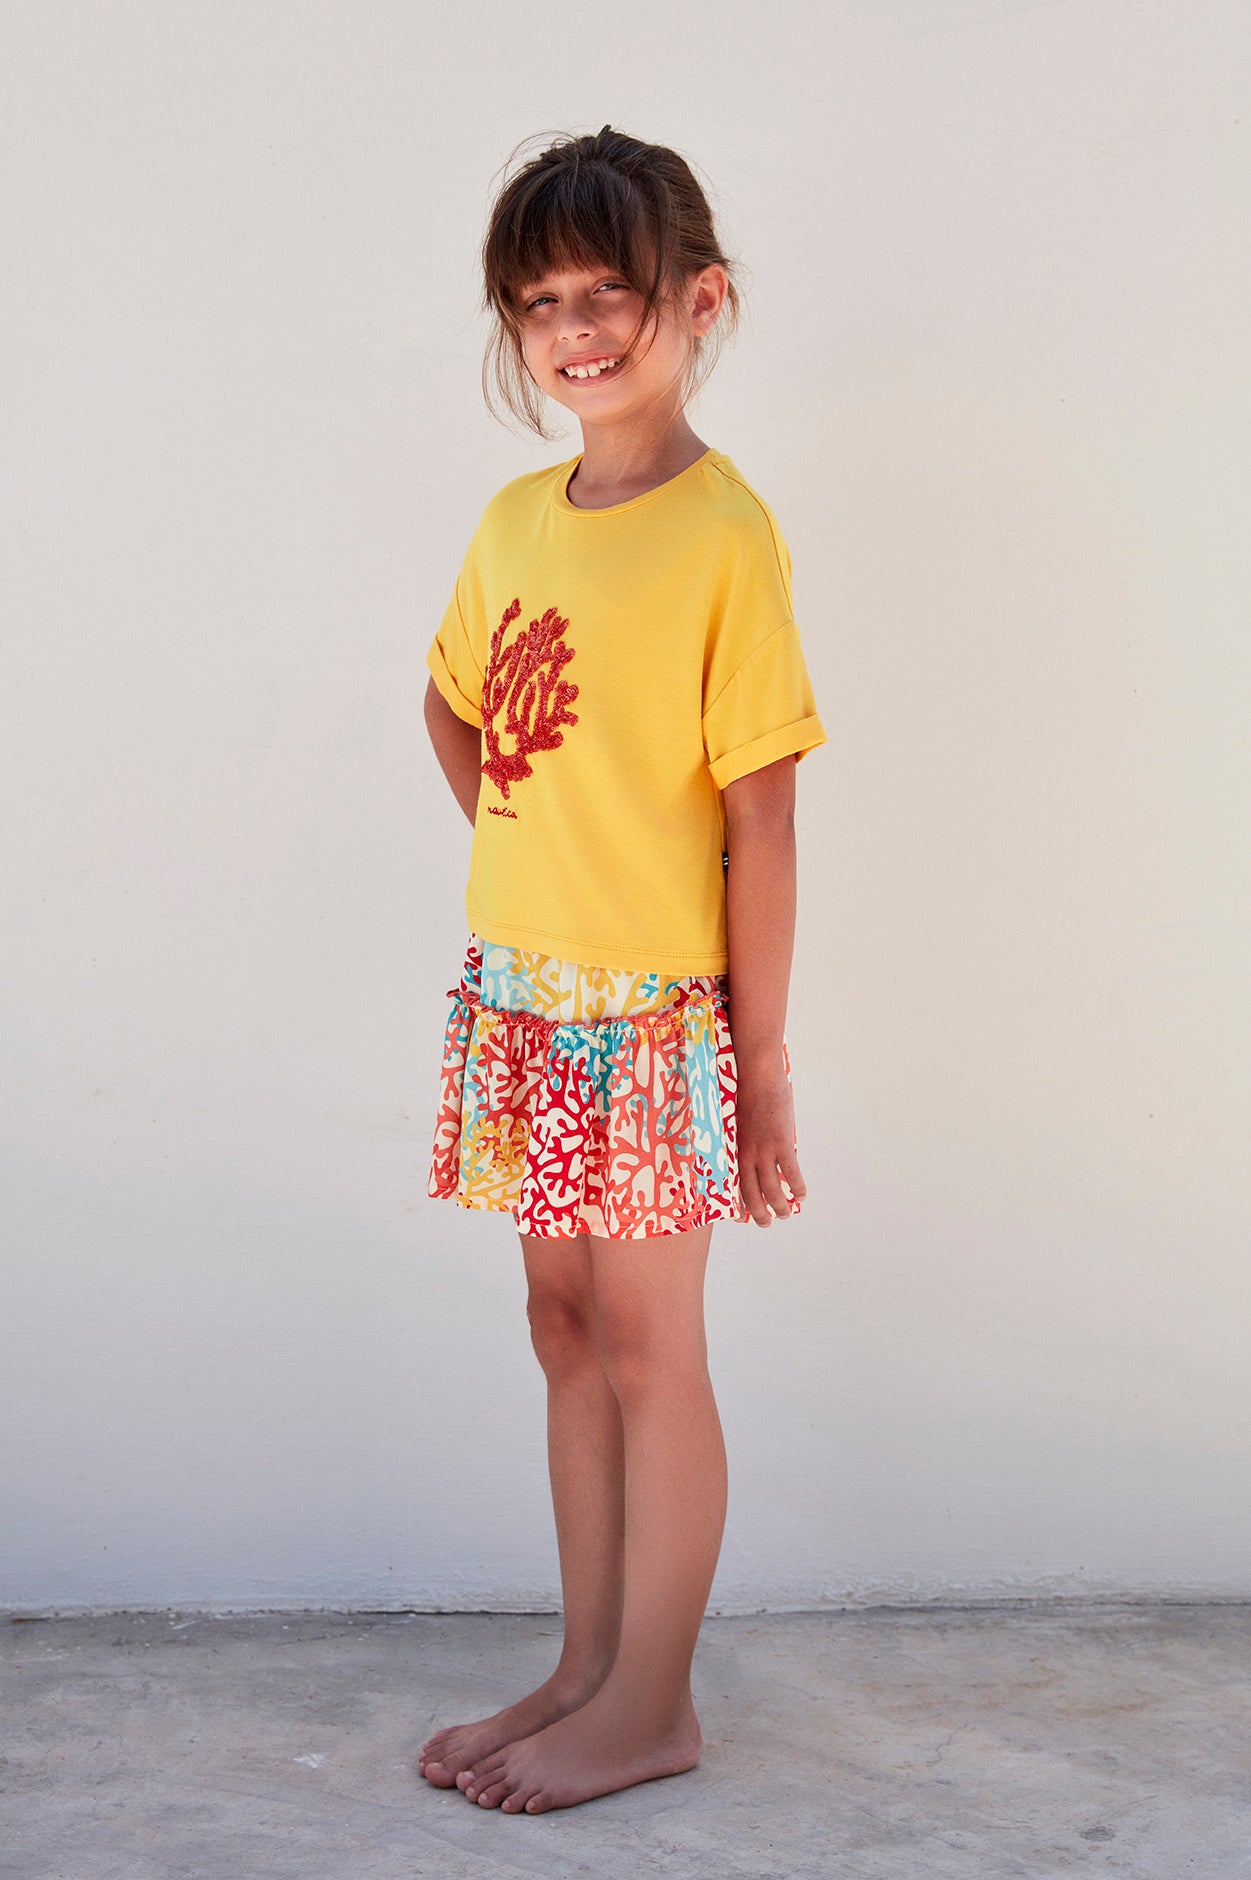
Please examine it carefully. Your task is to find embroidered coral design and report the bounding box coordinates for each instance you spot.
[480,598,579,799]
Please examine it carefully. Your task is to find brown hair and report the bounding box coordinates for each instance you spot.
[480,125,745,440]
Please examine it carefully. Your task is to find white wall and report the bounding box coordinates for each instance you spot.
[3,0,1248,1613]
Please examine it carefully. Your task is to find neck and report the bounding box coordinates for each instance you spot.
[567,414,709,508]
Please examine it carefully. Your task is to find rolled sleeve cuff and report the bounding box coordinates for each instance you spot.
[426,642,483,729]
[708,714,827,792]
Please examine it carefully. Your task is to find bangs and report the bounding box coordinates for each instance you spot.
[489,164,662,317]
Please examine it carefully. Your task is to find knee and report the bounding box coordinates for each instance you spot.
[525,1287,598,1381]
[594,1309,708,1411]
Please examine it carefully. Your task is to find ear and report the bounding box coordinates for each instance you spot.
[690,263,729,335]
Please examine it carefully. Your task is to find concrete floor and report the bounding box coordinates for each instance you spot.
[3,1604,1249,1879]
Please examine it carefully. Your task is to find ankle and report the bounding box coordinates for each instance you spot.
[549,1654,615,1705]
[594,1665,699,1728]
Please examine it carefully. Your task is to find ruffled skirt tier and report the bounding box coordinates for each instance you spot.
[428,934,783,1239]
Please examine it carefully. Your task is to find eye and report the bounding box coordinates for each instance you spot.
[523,280,628,313]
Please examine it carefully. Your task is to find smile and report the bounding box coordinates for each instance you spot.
[560,356,623,382]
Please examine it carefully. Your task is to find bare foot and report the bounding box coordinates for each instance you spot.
[418,1671,605,1787]
[457,1682,702,1812]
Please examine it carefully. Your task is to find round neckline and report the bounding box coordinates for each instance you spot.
[552,446,718,516]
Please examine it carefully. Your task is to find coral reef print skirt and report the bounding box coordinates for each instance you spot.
[428,933,798,1240]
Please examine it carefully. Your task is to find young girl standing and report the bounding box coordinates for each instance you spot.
[419,125,826,1815]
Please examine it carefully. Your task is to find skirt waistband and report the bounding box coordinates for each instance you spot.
[445,982,728,1039]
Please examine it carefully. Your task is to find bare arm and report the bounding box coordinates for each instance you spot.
[722,752,807,1227]
[424,676,482,826]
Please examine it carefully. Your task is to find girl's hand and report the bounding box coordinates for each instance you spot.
[734,1058,807,1226]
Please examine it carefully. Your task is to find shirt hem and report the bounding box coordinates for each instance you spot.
[467,910,729,976]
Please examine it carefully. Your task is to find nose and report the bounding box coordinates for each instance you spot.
[558,292,598,341]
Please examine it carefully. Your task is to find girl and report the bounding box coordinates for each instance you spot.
[418,125,826,1815]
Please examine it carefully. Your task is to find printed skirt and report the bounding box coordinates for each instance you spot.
[428,932,798,1240]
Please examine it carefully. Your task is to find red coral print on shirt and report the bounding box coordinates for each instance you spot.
[480,598,579,799]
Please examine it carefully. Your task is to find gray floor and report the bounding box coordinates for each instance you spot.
[3,1603,1249,1879]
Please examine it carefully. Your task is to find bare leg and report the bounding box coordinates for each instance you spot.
[458,1222,726,1812]
[419,1231,625,1784]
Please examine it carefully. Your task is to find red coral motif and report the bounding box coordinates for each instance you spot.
[480,598,579,799]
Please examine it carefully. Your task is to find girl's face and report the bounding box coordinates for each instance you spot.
[516,261,724,423]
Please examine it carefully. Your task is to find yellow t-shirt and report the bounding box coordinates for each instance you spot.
[426,445,827,974]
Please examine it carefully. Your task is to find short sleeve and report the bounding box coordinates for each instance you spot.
[702,622,827,791]
[426,567,484,730]
[701,508,826,792]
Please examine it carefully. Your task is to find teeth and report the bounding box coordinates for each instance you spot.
[563,357,620,379]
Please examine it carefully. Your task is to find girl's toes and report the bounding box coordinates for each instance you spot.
[475,1777,513,1808]
[524,1790,553,1814]
[464,1751,505,1793]
[421,1759,458,1789]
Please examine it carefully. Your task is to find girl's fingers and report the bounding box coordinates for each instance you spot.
[759,1163,796,1220]
[744,1160,804,1223]
[759,1147,806,1218]
[779,1149,807,1200]
[738,1163,774,1228]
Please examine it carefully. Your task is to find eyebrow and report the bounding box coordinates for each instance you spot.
[517,266,616,295]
